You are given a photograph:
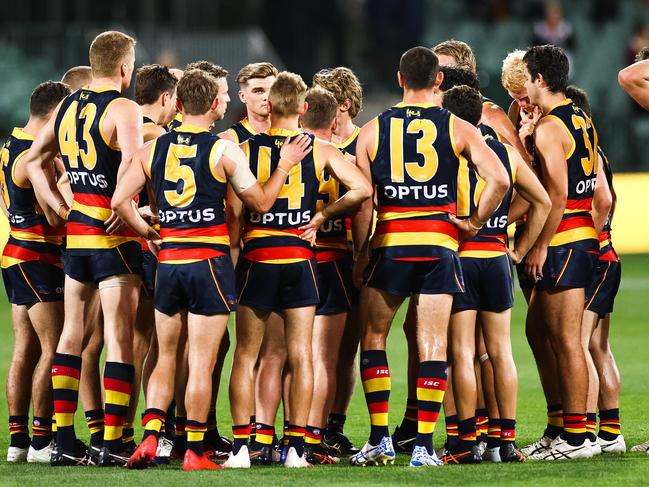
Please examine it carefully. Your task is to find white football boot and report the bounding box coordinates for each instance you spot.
[222,445,250,468]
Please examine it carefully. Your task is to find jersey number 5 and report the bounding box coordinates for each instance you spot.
[164,144,197,208]
[390,118,439,183]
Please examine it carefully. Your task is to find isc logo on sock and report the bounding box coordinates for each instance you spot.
[421,380,440,387]
[376,368,390,375]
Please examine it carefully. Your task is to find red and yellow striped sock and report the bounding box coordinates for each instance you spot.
[360,350,391,445]
[286,425,306,457]
[232,424,250,454]
[546,404,563,439]
[31,416,52,450]
[141,408,165,441]
[475,409,488,441]
[52,352,81,452]
[598,408,621,441]
[445,414,459,447]
[255,423,275,446]
[414,360,447,453]
[458,417,477,451]
[586,412,597,440]
[9,415,29,448]
[563,413,587,446]
[103,361,134,452]
[500,418,516,442]
[51,414,57,434]
[84,409,105,447]
[175,415,187,454]
[186,420,207,456]
[305,425,323,446]
[486,418,501,448]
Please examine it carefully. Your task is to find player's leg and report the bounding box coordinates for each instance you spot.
[52,275,96,462]
[203,328,231,458]
[225,304,268,467]
[80,292,105,454]
[282,305,317,465]
[305,312,346,464]
[476,326,496,453]
[252,312,286,463]
[127,310,183,468]
[581,309,600,450]
[26,300,64,462]
[97,280,139,462]
[392,300,419,452]
[182,312,228,470]
[6,305,38,462]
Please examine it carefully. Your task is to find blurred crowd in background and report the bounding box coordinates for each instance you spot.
[1,0,648,170]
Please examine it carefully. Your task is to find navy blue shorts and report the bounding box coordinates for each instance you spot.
[64,241,142,284]
[155,256,236,316]
[2,261,64,305]
[535,246,598,291]
[364,251,464,297]
[237,258,319,312]
[316,257,355,316]
[586,259,621,317]
[141,249,157,298]
[453,255,514,312]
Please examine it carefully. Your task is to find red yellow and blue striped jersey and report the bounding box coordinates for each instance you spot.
[334,126,361,246]
[0,129,64,268]
[543,99,598,250]
[596,146,618,262]
[224,117,257,144]
[369,103,461,260]
[147,124,230,264]
[53,87,139,254]
[241,129,322,264]
[138,116,158,209]
[457,135,516,258]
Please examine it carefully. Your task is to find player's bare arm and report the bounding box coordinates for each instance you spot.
[299,140,372,245]
[449,115,510,239]
[481,101,531,162]
[219,134,312,213]
[507,147,551,263]
[524,117,570,279]
[592,155,613,233]
[618,59,649,110]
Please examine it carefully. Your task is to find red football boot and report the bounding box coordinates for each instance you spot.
[182,449,222,471]
[127,435,158,469]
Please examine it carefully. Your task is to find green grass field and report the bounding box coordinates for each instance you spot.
[0,255,648,486]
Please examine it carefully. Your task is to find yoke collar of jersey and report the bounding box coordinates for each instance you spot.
[80,85,120,94]
[394,102,438,109]
[546,98,572,114]
[11,127,35,141]
[176,123,210,134]
[266,128,302,137]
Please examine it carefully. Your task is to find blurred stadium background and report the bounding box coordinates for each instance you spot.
[1,0,648,250]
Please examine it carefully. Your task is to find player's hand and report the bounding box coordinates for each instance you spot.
[138,205,160,226]
[508,247,522,265]
[279,133,312,168]
[448,213,479,241]
[524,243,547,282]
[105,211,125,234]
[146,229,161,256]
[352,251,369,289]
[299,211,327,246]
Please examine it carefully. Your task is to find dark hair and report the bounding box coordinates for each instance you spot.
[565,85,591,117]
[302,87,338,130]
[399,47,439,90]
[135,64,178,105]
[185,60,228,79]
[523,45,569,93]
[635,46,649,62]
[439,66,480,92]
[442,85,483,127]
[176,69,219,116]
[30,81,71,117]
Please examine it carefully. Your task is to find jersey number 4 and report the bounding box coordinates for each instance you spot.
[256,146,305,209]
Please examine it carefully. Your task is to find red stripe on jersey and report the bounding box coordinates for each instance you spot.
[599,248,618,261]
[243,226,303,236]
[67,221,138,238]
[73,192,112,209]
[556,215,595,233]
[566,198,593,211]
[158,247,225,263]
[2,244,61,264]
[374,219,458,238]
[315,249,348,262]
[10,224,65,237]
[458,241,508,253]
[160,224,228,238]
[243,246,314,262]
[378,203,457,214]
[598,231,611,243]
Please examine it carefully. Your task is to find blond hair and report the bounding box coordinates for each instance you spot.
[312,67,363,118]
[236,62,278,86]
[89,31,136,77]
[176,69,219,116]
[432,40,477,74]
[61,66,92,90]
[269,72,307,118]
[501,50,527,94]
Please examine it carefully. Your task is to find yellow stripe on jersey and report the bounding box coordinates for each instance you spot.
[66,234,140,249]
[72,199,112,222]
[549,226,598,247]
[458,250,506,258]
[371,231,458,250]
